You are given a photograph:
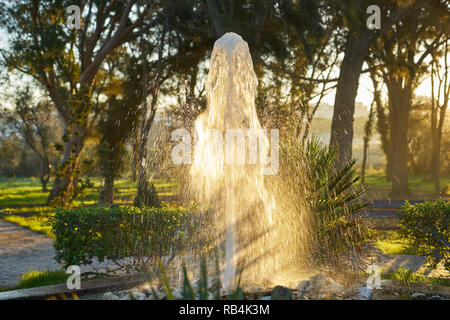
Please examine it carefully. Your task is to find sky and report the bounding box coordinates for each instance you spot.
[320,63,441,117]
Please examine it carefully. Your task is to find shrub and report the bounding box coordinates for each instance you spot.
[303,138,369,258]
[400,199,449,271]
[278,136,369,261]
[50,205,194,272]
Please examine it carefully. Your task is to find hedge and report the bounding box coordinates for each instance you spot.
[400,199,449,271]
[50,205,193,271]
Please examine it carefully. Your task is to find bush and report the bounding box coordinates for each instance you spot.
[51,205,193,272]
[303,138,369,259]
[275,136,369,267]
[400,199,449,271]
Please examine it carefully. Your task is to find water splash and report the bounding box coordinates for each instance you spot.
[189,33,309,290]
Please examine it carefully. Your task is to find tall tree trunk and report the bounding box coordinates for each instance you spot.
[47,133,84,206]
[101,175,115,205]
[134,25,163,208]
[387,83,412,197]
[329,2,422,169]
[376,100,392,181]
[430,130,441,195]
[207,0,226,36]
[40,158,50,192]
[361,101,375,185]
[370,70,392,181]
[330,33,372,168]
[134,123,160,207]
[430,41,449,196]
[46,84,92,206]
[46,89,91,206]
[131,129,139,182]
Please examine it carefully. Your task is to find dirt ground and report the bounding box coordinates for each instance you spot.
[0,219,59,287]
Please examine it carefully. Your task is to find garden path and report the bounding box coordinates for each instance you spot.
[0,218,59,287]
[0,218,123,287]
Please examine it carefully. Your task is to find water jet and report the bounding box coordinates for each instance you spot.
[189,32,310,290]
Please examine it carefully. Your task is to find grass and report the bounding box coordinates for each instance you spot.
[371,230,422,255]
[15,270,69,289]
[362,172,450,190]
[2,214,54,238]
[382,268,450,287]
[0,269,108,292]
[368,230,450,288]
[361,171,450,200]
[0,269,69,292]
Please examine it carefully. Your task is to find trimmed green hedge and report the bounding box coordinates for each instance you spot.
[400,199,449,271]
[51,205,193,271]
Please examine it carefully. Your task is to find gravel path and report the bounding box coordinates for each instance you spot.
[0,218,124,288]
[368,253,449,278]
[0,218,60,287]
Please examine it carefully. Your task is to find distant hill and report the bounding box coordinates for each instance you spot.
[313,101,370,119]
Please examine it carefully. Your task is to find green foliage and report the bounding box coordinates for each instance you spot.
[276,135,368,265]
[158,256,243,300]
[304,137,369,258]
[400,199,450,271]
[0,134,25,177]
[70,177,94,205]
[382,268,450,287]
[14,270,69,290]
[371,230,420,255]
[134,179,161,208]
[50,205,192,271]
[96,51,142,196]
[2,214,54,238]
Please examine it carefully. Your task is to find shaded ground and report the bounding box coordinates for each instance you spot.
[367,252,449,279]
[0,219,59,287]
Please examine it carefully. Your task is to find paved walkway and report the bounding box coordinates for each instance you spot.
[0,219,59,287]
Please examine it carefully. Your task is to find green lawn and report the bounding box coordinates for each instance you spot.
[0,269,107,292]
[361,172,450,200]
[370,230,422,255]
[382,268,450,287]
[0,177,179,238]
[4,270,69,291]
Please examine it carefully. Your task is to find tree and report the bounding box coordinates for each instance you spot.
[361,75,376,185]
[407,97,433,176]
[371,0,448,196]
[133,20,168,208]
[178,0,335,143]
[96,49,142,205]
[329,0,431,168]
[1,0,157,206]
[430,38,449,195]
[1,87,61,191]
[0,134,22,179]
